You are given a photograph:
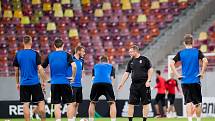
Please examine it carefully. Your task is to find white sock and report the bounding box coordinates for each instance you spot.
[68,117,76,121]
[188,117,192,121]
[30,111,33,118]
[89,118,94,121]
[56,119,61,121]
[73,117,76,121]
[197,117,201,121]
[36,114,41,120]
[111,118,116,121]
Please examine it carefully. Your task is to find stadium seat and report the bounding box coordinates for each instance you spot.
[94,9,104,17]
[3,10,13,18]
[54,9,63,17]
[179,0,188,10]
[74,9,83,17]
[14,10,23,18]
[12,1,22,10]
[198,32,208,41]
[61,0,70,4]
[32,0,41,5]
[200,44,208,53]
[23,4,33,16]
[137,14,147,23]
[21,16,30,24]
[68,29,79,37]
[64,9,74,17]
[102,2,111,10]
[43,2,52,11]
[151,1,160,9]
[47,22,56,31]
[179,0,188,2]
[122,2,132,10]
[53,3,62,11]
[72,0,82,10]
[131,0,140,3]
[31,16,40,24]
[81,0,90,5]
[160,0,168,3]
[34,10,43,18]
[0,1,1,13]
[112,3,121,11]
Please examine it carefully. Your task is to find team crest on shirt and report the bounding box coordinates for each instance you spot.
[139,60,142,63]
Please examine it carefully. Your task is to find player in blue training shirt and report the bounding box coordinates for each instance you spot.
[42,39,77,121]
[88,56,116,121]
[170,34,208,121]
[67,46,85,121]
[13,35,47,121]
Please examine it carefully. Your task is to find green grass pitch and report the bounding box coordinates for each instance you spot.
[0,118,214,121]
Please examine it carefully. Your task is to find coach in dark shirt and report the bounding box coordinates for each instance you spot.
[118,45,153,121]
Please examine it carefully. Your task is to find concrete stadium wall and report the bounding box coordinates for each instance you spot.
[1,70,214,101]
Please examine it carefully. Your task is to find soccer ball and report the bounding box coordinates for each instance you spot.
[80,118,88,121]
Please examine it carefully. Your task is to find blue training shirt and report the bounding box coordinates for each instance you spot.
[13,49,41,85]
[42,51,73,84]
[92,63,115,84]
[173,48,204,84]
[67,56,84,87]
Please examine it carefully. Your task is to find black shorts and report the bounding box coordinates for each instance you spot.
[51,84,73,104]
[90,83,115,102]
[20,83,44,103]
[167,94,175,105]
[182,83,202,105]
[154,94,166,106]
[129,82,151,105]
[72,86,83,103]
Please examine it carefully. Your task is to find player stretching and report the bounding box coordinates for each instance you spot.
[88,56,116,121]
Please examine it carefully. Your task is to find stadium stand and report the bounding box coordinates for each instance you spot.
[0,0,198,76]
[161,19,215,73]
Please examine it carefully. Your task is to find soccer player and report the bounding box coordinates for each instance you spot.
[42,39,77,121]
[166,73,181,118]
[88,56,116,121]
[67,46,85,121]
[118,45,153,121]
[154,70,167,117]
[170,34,208,121]
[13,35,47,121]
